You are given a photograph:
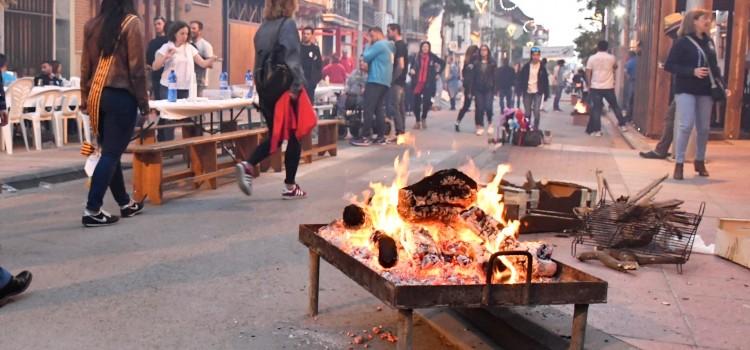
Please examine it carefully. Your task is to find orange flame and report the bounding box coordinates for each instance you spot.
[336,151,527,284]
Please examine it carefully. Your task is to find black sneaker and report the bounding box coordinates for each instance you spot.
[0,271,32,301]
[454,123,460,132]
[350,137,372,147]
[82,209,119,227]
[281,184,307,200]
[120,199,145,218]
[373,137,389,145]
[639,150,668,159]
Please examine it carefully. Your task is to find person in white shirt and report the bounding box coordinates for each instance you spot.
[152,21,215,140]
[517,47,550,130]
[585,40,626,136]
[190,20,214,97]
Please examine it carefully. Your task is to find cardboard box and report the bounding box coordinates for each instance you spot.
[716,218,750,269]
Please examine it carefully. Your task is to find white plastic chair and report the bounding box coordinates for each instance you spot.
[56,89,89,144]
[1,77,33,154]
[23,89,64,149]
[69,77,81,88]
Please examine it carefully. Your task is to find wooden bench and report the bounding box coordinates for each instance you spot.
[129,128,267,205]
[260,119,343,172]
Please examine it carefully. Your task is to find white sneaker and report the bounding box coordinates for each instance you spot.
[476,128,485,136]
[619,126,628,132]
[591,131,603,137]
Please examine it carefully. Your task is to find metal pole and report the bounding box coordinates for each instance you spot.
[357,0,364,60]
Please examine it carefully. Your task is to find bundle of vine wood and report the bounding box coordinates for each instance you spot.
[574,174,694,272]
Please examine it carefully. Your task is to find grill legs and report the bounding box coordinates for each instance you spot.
[397,309,414,350]
[570,304,589,350]
[309,249,320,317]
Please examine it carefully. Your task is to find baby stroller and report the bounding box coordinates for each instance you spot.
[334,91,391,139]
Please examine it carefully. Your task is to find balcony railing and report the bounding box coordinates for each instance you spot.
[327,0,376,27]
[402,16,427,34]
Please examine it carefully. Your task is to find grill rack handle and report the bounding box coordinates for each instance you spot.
[482,251,533,306]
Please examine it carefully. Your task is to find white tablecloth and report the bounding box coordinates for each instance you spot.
[150,98,254,120]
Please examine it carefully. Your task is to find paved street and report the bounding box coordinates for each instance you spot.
[1,105,749,349]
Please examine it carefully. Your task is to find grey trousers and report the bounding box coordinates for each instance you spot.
[387,84,406,134]
[654,101,676,156]
[674,94,713,163]
[523,93,543,130]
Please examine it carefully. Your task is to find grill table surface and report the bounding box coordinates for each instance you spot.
[299,224,608,350]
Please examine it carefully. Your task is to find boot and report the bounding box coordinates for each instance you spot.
[694,160,710,177]
[673,163,684,180]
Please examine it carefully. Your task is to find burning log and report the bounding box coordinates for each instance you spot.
[343,204,368,229]
[371,231,398,268]
[398,169,478,222]
[460,207,504,239]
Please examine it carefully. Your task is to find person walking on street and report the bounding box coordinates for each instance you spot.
[0,267,32,303]
[517,47,550,130]
[152,21,216,141]
[455,45,478,132]
[640,13,683,160]
[496,57,515,113]
[300,26,322,100]
[235,0,313,199]
[190,20,214,97]
[409,41,444,130]
[386,23,408,137]
[80,0,150,226]
[586,40,627,136]
[146,16,168,100]
[350,27,394,146]
[553,60,566,111]
[445,55,461,111]
[664,9,728,180]
[472,45,496,136]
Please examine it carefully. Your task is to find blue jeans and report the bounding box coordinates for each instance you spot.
[523,93,543,130]
[674,94,713,163]
[0,266,11,288]
[475,91,494,127]
[86,88,137,211]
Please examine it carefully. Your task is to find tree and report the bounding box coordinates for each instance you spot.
[573,27,601,61]
[420,0,474,55]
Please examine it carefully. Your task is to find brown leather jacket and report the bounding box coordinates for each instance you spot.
[81,15,149,115]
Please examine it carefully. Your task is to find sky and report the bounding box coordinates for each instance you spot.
[511,0,592,47]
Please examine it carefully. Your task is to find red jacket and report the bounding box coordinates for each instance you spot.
[270,88,318,154]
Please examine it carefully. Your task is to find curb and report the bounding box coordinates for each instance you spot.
[606,114,651,151]
[1,162,133,191]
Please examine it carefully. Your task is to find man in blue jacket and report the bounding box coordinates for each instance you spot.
[351,27,394,146]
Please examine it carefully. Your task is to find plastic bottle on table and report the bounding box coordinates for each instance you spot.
[244,70,254,99]
[220,71,229,90]
[167,70,177,102]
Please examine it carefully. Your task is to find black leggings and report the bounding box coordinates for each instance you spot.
[247,96,301,185]
[413,93,433,122]
[456,93,474,123]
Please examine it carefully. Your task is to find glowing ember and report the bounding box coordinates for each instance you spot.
[320,152,557,286]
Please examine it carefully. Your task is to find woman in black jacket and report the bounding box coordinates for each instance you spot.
[409,41,445,129]
[455,45,478,132]
[472,45,496,135]
[235,0,308,199]
[664,9,727,180]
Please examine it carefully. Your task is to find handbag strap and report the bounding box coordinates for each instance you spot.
[686,36,719,89]
[87,14,138,136]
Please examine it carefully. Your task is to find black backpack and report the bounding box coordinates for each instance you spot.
[256,18,293,101]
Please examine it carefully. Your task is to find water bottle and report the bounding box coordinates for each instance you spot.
[219,71,229,90]
[167,70,177,102]
[244,70,254,99]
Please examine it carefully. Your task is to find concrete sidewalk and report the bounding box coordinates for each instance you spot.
[473,106,750,350]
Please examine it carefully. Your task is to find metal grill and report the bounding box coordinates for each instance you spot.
[572,201,705,272]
